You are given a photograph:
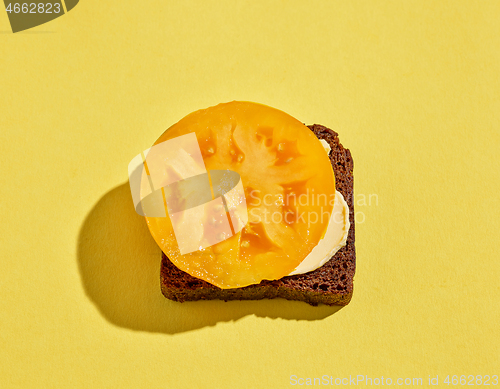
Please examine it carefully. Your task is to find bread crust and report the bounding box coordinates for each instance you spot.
[160,124,355,306]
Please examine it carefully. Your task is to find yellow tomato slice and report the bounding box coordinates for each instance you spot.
[145,101,336,288]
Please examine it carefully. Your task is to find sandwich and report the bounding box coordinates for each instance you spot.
[131,102,355,306]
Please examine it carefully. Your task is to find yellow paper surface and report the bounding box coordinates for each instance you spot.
[1,1,499,388]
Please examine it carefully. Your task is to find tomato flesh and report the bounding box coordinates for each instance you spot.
[145,102,336,289]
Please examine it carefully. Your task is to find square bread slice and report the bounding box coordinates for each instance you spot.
[160,124,355,306]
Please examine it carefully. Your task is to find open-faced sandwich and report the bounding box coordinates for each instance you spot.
[129,102,355,306]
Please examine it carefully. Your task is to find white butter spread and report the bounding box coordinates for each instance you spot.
[288,190,350,275]
[287,141,350,276]
[320,139,331,155]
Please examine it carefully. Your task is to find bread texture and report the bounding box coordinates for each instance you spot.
[160,124,355,306]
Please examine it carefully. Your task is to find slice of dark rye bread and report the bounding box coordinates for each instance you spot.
[160,124,355,306]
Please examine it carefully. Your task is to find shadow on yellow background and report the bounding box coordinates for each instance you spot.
[77,184,342,334]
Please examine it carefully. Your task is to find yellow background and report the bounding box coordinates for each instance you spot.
[1,1,499,388]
